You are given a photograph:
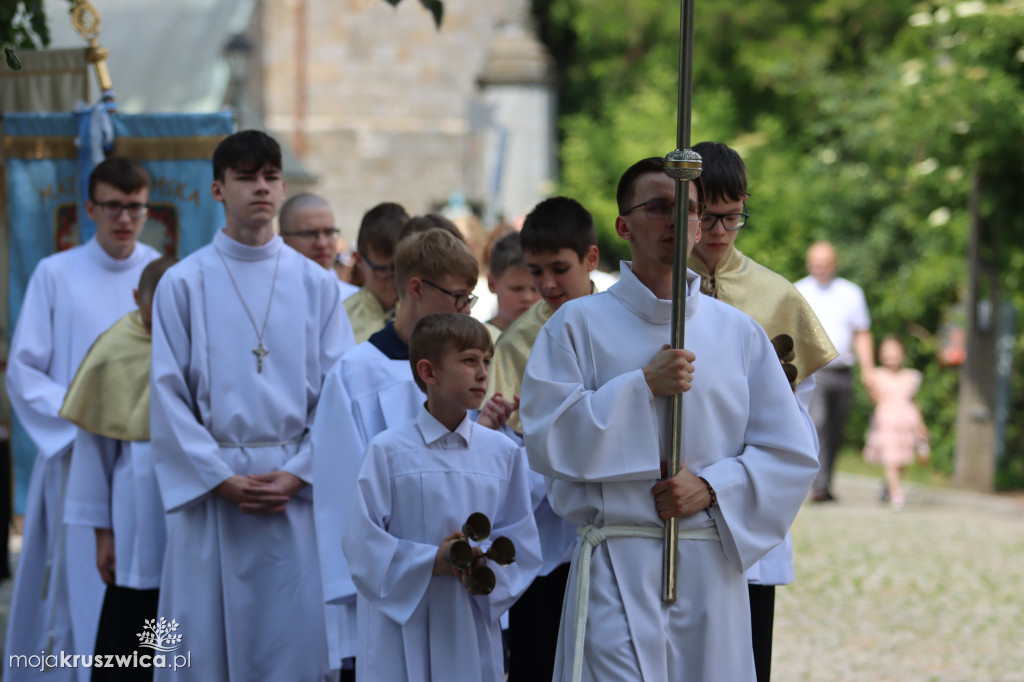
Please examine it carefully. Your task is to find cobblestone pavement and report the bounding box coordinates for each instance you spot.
[0,473,1021,680]
[774,474,1024,682]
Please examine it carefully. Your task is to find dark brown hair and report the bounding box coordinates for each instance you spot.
[88,158,149,201]
[410,312,493,392]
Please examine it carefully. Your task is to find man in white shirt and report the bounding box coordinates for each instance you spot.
[795,241,874,502]
[4,158,160,682]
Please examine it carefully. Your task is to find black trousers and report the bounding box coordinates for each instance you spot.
[749,584,776,682]
[507,562,570,681]
[92,585,160,682]
[810,367,853,495]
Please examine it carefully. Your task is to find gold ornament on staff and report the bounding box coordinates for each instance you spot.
[662,0,701,604]
[70,0,115,96]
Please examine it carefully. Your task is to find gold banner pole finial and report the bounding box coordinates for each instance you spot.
[70,0,115,97]
[662,0,702,604]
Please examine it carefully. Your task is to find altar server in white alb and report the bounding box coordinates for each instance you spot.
[342,312,542,681]
[313,226,480,669]
[521,158,819,682]
[150,130,354,682]
[3,158,160,682]
[62,255,176,681]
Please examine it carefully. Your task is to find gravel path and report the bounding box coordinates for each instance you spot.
[774,475,1024,682]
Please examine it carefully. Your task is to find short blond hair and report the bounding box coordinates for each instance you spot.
[394,227,479,294]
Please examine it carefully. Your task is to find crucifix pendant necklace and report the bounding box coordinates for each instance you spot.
[216,246,282,373]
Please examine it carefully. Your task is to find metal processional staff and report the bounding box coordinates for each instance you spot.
[662,0,702,603]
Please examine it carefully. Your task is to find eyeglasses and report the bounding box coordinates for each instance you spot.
[280,228,340,240]
[622,198,704,222]
[422,279,478,311]
[93,200,149,220]
[700,207,749,232]
[360,252,395,281]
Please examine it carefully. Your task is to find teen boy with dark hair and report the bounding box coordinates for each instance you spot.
[485,196,599,681]
[688,141,836,681]
[342,312,541,681]
[150,130,354,681]
[488,197,599,433]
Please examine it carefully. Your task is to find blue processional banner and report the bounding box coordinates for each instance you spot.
[3,111,234,512]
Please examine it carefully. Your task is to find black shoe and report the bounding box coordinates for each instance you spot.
[811,490,837,503]
[880,483,890,503]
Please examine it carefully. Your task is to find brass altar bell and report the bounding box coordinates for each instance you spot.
[462,512,491,541]
[771,334,799,390]
[448,513,516,596]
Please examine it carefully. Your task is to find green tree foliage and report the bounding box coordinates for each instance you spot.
[1,0,444,70]
[382,0,444,28]
[533,0,1024,486]
[0,0,64,69]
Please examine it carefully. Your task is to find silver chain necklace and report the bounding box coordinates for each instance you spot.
[215,246,282,373]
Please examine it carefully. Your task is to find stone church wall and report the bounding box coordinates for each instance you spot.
[261,0,514,243]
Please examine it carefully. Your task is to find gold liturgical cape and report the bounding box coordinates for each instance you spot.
[60,311,152,441]
[486,298,555,433]
[345,286,396,344]
[688,246,837,385]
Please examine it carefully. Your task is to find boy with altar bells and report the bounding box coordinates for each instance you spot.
[343,312,541,681]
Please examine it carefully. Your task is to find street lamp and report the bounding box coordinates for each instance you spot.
[224,33,253,125]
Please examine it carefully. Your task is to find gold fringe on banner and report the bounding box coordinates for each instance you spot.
[2,136,78,159]
[112,136,228,160]
[2,135,228,160]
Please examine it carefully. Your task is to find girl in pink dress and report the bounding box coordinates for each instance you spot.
[862,336,930,510]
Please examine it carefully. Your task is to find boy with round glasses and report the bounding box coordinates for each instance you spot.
[687,141,836,682]
[4,157,160,682]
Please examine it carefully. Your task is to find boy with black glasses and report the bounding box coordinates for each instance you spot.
[4,157,160,682]
[688,141,836,682]
[345,202,410,343]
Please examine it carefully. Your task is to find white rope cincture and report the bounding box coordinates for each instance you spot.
[217,433,304,448]
[570,523,720,682]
